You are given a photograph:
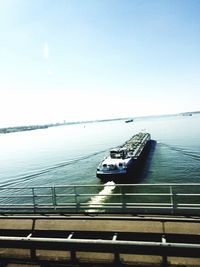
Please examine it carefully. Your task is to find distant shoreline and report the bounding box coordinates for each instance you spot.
[0,111,199,134]
[0,118,126,134]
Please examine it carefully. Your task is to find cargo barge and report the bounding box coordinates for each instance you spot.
[125,119,134,123]
[96,132,151,181]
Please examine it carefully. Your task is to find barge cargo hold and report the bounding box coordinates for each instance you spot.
[96,132,151,181]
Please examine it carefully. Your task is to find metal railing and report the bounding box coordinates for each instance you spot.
[1,227,200,265]
[0,233,200,264]
[0,183,200,215]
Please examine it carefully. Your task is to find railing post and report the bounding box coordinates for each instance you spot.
[161,235,168,266]
[120,186,126,212]
[74,186,79,212]
[170,186,177,215]
[51,187,57,210]
[32,188,36,213]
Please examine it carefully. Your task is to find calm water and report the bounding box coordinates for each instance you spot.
[0,115,200,189]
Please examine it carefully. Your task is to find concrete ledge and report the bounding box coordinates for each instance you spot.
[0,248,30,259]
[164,222,200,234]
[168,257,200,266]
[36,249,71,261]
[0,219,33,230]
[120,254,162,266]
[76,252,114,263]
[35,219,163,233]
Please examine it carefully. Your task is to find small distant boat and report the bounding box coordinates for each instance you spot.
[182,113,192,116]
[125,119,134,123]
[96,132,151,181]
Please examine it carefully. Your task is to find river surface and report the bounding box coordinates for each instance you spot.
[0,114,200,189]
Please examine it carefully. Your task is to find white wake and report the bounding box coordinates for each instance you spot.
[87,181,116,212]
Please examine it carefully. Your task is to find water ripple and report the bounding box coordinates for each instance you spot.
[159,142,200,161]
[0,149,108,187]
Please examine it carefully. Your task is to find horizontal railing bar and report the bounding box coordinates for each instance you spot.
[0,203,200,208]
[0,204,51,207]
[50,202,78,205]
[56,183,200,186]
[0,204,78,207]
[1,183,200,190]
[176,207,200,210]
[122,203,173,206]
[1,235,200,250]
[32,195,53,197]
[0,204,34,207]
[78,205,174,209]
[0,204,173,208]
[82,203,172,206]
[0,204,77,207]
[0,202,194,207]
[0,214,198,222]
[176,194,200,196]
[123,193,172,196]
[55,194,78,197]
[1,193,199,199]
[1,204,200,208]
[58,194,104,197]
[0,196,51,199]
[0,196,196,200]
[177,204,200,207]
[0,196,33,198]
[0,207,199,212]
[74,193,173,197]
[0,207,79,210]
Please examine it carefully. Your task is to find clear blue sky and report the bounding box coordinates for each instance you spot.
[0,0,200,126]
